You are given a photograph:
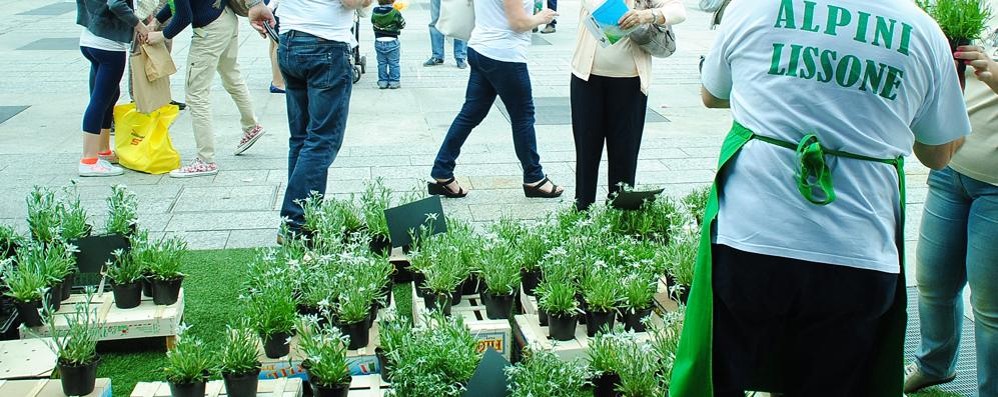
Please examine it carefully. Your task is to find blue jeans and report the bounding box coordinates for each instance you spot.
[375,39,401,84]
[81,46,126,134]
[277,31,353,231]
[547,0,557,26]
[915,167,998,396]
[431,48,545,183]
[429,0,467,61]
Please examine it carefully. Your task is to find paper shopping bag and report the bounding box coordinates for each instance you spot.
[142,42,177,81]
[130,46,172,114]
[113,103,181,174]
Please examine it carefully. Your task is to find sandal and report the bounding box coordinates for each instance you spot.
[428,177,469,198]
[523,177,564,198]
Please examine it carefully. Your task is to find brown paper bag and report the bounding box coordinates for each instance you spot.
[131,46,172,114]
[141,42,177,81]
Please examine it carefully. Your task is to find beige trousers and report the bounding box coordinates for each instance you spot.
[186,7,257,163]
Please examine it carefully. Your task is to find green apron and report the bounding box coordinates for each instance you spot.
[669,122,908,396]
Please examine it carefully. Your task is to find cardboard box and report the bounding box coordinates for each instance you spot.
[0,378,112,397]
[513,314,656,362]
[411,285,514,360]
[21,289,184,348]
[130,378,302,396]
[0,339,57,380]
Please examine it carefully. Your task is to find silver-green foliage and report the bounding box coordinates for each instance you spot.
[387,313,481,397]
[478,241,522,295]
[163,324,213,384]
[218,321,261,376]
[505,350,591,397]
[41,287,107,365]
[296,316,351,387]
[106,248,144,284]
[106,185,138,235]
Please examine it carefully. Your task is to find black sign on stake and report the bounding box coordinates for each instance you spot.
[384,196,448,248]
[462,348,511,397]
[609,188,665,211]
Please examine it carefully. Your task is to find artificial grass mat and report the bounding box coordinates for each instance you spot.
[91,249,963,397]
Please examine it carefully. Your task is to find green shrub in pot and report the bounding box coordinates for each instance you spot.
[296,315,352,395]
[107,249,145,309]
[376,310,410,381]
[387,313,481,397]
[505,349,591,397]
[142,235,188,305]
[218,320,262,397]
[164,324,213,397]
[616,341,666,397]
[58,190,91,242]
[478,241,522,320]
[26,187,62,243]
[1,257,49,326]
[21,241,75,306]
[105,185,138,236]
[247,281,297,359]
[36,287,107,396]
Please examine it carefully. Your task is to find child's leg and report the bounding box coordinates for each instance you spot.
[376,42,389,85]
[389,40,401,83]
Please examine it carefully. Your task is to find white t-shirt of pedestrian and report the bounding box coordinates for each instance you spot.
[469,0,533,63]
[278,0,356,47]
[701,0,971,274]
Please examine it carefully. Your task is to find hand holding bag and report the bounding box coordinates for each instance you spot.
[628,0,677,59]
[437,0,475,41]
[141,42,177,81]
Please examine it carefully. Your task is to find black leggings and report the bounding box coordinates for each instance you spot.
[81,46,126,134]
[570,74,648,210]
[711,244,898,396]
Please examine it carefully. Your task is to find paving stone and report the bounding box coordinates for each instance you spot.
[172,186,278,213]
[0,106,29,125]
[18,3,76,15]
[18,38,79,51]
[226,228,279,249]
[166,211,280,232]
[136,213,174,233]
[151,230,229,250]
[468,201,570,222]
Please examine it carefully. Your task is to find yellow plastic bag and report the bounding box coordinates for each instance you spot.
[113,103,181,174]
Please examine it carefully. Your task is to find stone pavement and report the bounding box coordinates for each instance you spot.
[0,0,934,283]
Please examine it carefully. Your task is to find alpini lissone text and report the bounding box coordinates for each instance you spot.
[768,0,915,101]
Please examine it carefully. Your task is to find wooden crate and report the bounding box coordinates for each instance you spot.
[0,339,57,380]
[410,284,513,360]
[130,378,302,396]
[513,314,655,362]
[21,289,184,348]
[0,378,112,397]
[348,375,391,397]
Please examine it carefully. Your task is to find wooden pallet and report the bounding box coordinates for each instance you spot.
[513,314,656,362]
[130,378,302,396]
[21,289,184,349]
[0,378,112,397]
[653,277,681,313]
[348,375,391,397]
[410,284,514,360]
[0,339,57,380]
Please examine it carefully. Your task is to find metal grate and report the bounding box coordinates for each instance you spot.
[904,287,979,396]
[0,106,29,125]
[496,96,669,126]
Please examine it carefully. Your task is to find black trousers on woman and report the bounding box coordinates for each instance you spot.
[570,74,648,210]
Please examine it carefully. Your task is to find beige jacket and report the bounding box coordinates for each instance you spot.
[571,0,686,95]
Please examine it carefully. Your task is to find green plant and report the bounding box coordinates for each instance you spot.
[40,287,107,365]
[478,242,522,295]
[682,186,710,225]
[586,326,629,375]
[666,233,698,288]
[378,310,411,356]
[0,225,24,254]
[361,178,393,238]
[615,342,666,397]
[387,313,481,397]
[621,272,657,312]
[1,258,48,302]
[106,249,144,285]
[246,281,297,336]
[106,185,138,235]
[581,268,623,312]
[337,286,373,325]
[139,236,188,281]
[648,308,684,388]
[59,189,91,241]
[26,186,62,243]
[505,350,591,397]
[163,324,212,384]
[218,320,261,376]
[20,241,75,287]
[537,281,578,316]
[296,316,351,387]
[918,0,993,40]
[423,245,466,295]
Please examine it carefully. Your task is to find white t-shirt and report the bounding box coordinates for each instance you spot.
[469,0,532,63]
[80,28,129,52]
[701,0,971,273]
[277,0,356,47]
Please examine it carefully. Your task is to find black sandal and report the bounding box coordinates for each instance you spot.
[523,177,564,198]
[428,177,469,198]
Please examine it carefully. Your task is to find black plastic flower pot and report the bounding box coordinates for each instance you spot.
[262,331,291,358]
[548,313,578,341]
[521,269,541,296]
[461,275,481,295]
[392,259,413,284]
[309,375,352,397]
[111,281,143,309]
[676,288,691,306]
[370,235,392,256]
[59,357,100,396]
[451,286,463,306]
[424,293,452,316]
[141,276,153,297]
[368,303,379,325]
[376,348,392,382]
[14,300,43,327]
[169,379,207,397]
[538,308,549,327]
[375,283,393,309]
[297,304,331,328]
[593,372,622,397]
[151,276,183,305]
[341,320,371,350]
[43,287,61,312]
[61,272,76,301]
[0,296,20,340]
[481,291,515,320]
[222,368,262,397]
[413,273,427,298]
[621,307,653,332]
[586,310,616,337]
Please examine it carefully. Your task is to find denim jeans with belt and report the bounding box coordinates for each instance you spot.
[277,31,353,232]
[915,166,998,396]
[375,39,401,84]
[428,0,467,61]
[431,48,545,184]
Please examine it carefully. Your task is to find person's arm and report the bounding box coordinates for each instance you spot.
[155,1,173,24]
[619,0,686,30]
[397,11,406,29]
[914,139,965,170]
[702,86,730,108]
[106,0,141,27]
[505,0,555,33]
[248,2,277,38]
[159,0,193,40]
[908,31,972,170]
[342,0,374,11]
[955,45,998,94]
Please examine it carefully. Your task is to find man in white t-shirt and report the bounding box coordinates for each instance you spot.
[671,1,970,396]
[248,0,371,239]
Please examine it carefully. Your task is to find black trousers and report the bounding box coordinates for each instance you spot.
[711,244,898,397]
[570,74,648,210]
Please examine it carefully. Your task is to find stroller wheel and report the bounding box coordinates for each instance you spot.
[353,66,362,84]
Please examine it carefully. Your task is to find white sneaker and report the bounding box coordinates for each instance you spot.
[234,125,265,155]
[99,151,118,164]
[79,159,124,177]
[169,158,218,178]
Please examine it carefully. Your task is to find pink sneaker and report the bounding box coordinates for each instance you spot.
[169,158,218,178]
[234,125,265,155]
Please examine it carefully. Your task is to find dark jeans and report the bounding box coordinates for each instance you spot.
[277,31,353,232]
[711,244,897,397]
[547,0,557,26]
[81,46,126,134]
[570,75,647,210]
[432,48,544,184]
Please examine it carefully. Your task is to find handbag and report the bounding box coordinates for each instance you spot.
[628,0,677,59]
[113,103,182,174]
[437,0,475,41]
[141,42,177,81]
[130,44,172,114]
